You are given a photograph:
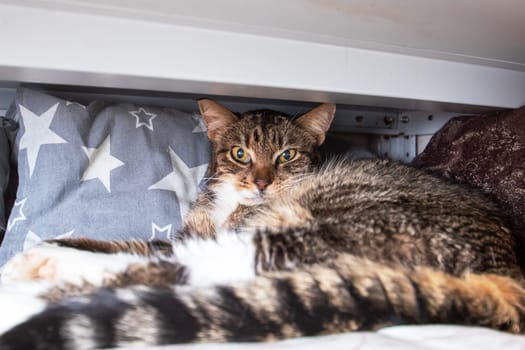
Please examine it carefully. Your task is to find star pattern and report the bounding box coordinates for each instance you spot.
[81,135,125,192]
[65,101,86,109]
[149,223,173,241]
[18,103,67,177]
[1,89,212,267]
[7,198,27,231]
[23,229,74,251]
[149,147,208,218]
[129,108,157,131]
[192,113,207,133]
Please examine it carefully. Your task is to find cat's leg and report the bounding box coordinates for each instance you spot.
[2,226,257,291]
[1,238,173,284]
[181,187,224,239]
[1,242,188,302]
[1,241,150,286]
[2,227,259,293]
[18,228,258,291]
[181,204,217,238]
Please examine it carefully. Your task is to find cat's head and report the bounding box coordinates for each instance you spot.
[198,99,335,205]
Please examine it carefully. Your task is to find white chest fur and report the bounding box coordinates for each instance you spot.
[208,182,244,231]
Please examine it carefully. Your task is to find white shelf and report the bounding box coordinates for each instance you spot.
[0,1,524,112]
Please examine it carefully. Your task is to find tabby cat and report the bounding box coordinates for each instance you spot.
[0,99,523,350]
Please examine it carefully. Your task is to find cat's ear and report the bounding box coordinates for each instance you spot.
[295,103,336,146]
[198,99,239,141]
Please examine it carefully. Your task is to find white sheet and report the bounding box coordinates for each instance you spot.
[140,325,525,350]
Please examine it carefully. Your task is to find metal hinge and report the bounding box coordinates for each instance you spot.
[0,117,18,131]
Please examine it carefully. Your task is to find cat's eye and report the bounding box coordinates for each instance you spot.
[231,146,251,164]
[277,149,297,164]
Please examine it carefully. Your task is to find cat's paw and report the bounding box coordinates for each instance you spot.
[1,243,145,286]
[1,245,58,283]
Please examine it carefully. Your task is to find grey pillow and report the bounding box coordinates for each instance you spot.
[0,126,9,239]
[0,88,210,266]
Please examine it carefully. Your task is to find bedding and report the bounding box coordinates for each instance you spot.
[149,325,525,350]
[0,88,210,266]
[412,106,525,267]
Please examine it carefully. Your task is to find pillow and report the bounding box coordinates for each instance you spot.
[412,106,525,268]
[0,125,10,241]
[0,88,210,266]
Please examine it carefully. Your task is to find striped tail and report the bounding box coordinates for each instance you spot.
[1,255,524,350]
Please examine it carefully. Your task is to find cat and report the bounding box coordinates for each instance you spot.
[0,99,523,350]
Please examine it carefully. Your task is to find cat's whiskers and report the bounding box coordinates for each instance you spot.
[268,174,314,194]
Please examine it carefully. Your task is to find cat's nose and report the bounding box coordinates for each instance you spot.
[255,179,269,191]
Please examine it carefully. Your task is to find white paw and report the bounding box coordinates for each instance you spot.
[1,244,58,284]
[1,243,146,287]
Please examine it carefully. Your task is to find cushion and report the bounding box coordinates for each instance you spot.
[0,88,210,266]
[412,106,525,267]
[0,125,9,241]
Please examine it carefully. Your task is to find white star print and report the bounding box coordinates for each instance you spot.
[148,147,208,218]
[192,113,207,133]
[65,101,86,109]
[149,223,173,241]
[7,198,27,231]
[23,229,74,251]
[18,103,67,177]
[129,108,157,131]
[81,135,125,192]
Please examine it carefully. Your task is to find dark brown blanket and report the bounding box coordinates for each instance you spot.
[413,106,525,267]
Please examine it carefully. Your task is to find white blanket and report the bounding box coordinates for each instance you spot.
[142,325,525,350]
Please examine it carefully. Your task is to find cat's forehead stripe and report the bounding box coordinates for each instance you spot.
[236,114,292,152]
[253,127,260,143]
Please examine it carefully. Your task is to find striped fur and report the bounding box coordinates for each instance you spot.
[48,238,173,256]
[0,101,524,349]
[1,255,523,349]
